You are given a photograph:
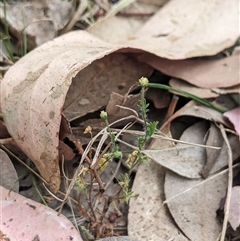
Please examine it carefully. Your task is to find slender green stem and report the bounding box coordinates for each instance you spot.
[2,0,14,61]
[147,82,226,113]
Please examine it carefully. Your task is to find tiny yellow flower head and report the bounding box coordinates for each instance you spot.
[138,77,149,87]
[100,110,108,121]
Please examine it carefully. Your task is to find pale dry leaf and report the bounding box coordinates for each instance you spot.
[210,134,240,175]
[0,149,19,192]
[143,121,208,178]
[161,100,231,130]
[164,167,232,241]
[226,186,240,231]
[88,16,144,44]
[169,78,219,98]
[212,85,240,95]
[125,0,239,59]
[170,79,240,98]
[88,1,164,44]
[138,54,240,87]
[200,123,223,178]
[128,126,188,240]
[0,185,83,241]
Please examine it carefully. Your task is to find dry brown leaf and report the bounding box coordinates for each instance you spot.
[0,149,19,192]
[161,100,231,130]
[138,54,240,88]
[226,186,240,231]
[210,134,240,175]
[0,121,11,138]
[200,123,223,178]
[125,0,239,59]
[88,16,144,44]
[106,91,140,122]
[170,79,240,98]
[143,121,208,178]
[63,53,152,122]
[145,86,171,109]
[164,167,231,241]
[88,1,165,43]
[169,78,219,98]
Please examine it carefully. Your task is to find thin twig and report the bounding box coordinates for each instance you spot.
[0,138,13,144]
[105,157,122,190]
[163,163,238,206]
[60,0,88,34]
[219,124,233,241]
[75,139,105,192]
[112,129,221,150]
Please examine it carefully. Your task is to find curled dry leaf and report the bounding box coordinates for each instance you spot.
[0,31,118,193]
[0,186,83,241]
[1,30,153,193]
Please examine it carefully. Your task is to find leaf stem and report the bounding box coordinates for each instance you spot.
[147,82,226,113]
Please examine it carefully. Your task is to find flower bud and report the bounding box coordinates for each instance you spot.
[100,110,108,121]
[138,77,149,87]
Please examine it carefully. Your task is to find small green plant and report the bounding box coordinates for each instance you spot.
[100,77,159,202]
[100,110,123,162]
[0,0,29,64]
[118,173,134,203]
[0,0,14,62]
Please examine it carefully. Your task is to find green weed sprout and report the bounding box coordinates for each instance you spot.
[100,110,123,161]
[118,173,134,203]
[125,77,159,169]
